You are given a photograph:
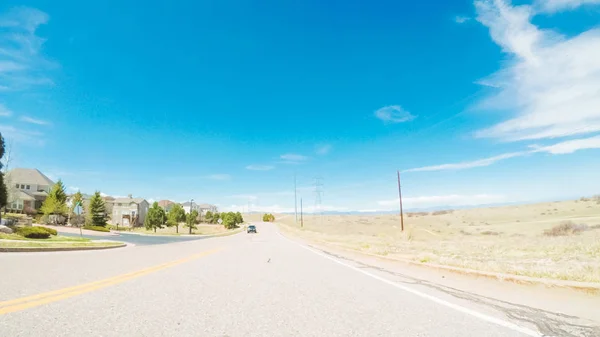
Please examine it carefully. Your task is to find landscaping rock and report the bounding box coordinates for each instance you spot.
[0,225,13,234]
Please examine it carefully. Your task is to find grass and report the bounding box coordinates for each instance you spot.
[0,241,122,249]
[276,198,600,283]
[0,233,91,242]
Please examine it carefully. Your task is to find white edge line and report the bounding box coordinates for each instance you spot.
[278,232,544,337]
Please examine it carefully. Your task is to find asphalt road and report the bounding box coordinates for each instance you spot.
[1,223,595,336]
[59,232,208,246]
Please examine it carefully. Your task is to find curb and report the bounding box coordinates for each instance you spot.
[279,227,600,294]
[0,243,127,253]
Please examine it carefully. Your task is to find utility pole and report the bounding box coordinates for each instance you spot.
[294,173,298,224]
[300,198,303,228]
[189,198,194,234]
[397,170,404,232]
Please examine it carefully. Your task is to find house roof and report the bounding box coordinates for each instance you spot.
[17,190,36,201]
[158,200,174,208]
[113,197,146,204]
[6,168,54,186]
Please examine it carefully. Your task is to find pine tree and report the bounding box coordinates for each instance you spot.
[41,180,68,216]
[87,191,107,227]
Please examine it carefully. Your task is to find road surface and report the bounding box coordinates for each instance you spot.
[1,223,598,336]
[59,232,209,246]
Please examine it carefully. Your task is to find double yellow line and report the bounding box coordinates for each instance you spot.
[0,248,221,315]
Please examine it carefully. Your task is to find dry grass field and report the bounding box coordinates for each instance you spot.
[274,196,600,283]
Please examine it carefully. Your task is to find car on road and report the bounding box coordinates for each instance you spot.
[247,225,257,233]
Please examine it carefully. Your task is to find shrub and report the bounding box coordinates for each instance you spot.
[15,226,51,239]
[83,225,111,232]
[262,213,275,222]
[481,231,501,236]
[23,207,37,217]
[40,227,58,236]
[431,210,453,216]
[544,221,589,236]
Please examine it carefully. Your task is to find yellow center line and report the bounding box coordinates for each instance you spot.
[0,248,222,315]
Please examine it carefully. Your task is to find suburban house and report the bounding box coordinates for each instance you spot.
[111,195,149,227]
[181,202,217,215]
[5,168,54,212]
[198,203,218,215]
[181,201,199,214]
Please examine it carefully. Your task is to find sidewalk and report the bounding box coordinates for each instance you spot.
[36,224,119,237]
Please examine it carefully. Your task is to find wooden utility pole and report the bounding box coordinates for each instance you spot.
[397,170,404,232]
[300,198,303,228]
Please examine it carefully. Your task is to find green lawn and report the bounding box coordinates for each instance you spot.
[0,241,123,249]
[0,233,91,242]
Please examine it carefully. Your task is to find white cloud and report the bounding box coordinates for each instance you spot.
[535,0,600,12]
[68,186,79,192]
[532,134,600,154]
[374,105,415,124]
[0,124,43,145]
[455,15,471,23]
[227,194,259,201]
[0,103,13,116]
[246,164,274,171]
[378,194,506,209]
[221,203,348,214]
[404,151,527,172]
[315,144,332,155]
[0,7,55,91]
[279,153,308,164]
[20,116,48,125]
[280,153,308,161]
[205,174,231,181]
[473,0,600,142]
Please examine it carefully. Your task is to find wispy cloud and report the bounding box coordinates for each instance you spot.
[378,194,506,209]
[227,194,258,201]
[205,174,231,181]
[404,151,528,172]
[315,144,332,155]
[454,15,471,23]
[374,105,415,124]
[534,0,600,13]
[279,153,309,164]
[68,186,79,192]
[531,134,600,154]
[0,7,55,91]
[0,124,43,145]
[20,116,48,125]
[246,164,275,171]
[0,103,13,116]
[473,0,600,141]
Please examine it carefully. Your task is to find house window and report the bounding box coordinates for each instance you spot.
[26,185,30,190]
[20,184,25,189]
[15,184,19,188]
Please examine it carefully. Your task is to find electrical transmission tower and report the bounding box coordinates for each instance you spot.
[313,176,324,218]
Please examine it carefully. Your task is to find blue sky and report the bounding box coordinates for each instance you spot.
[1,0,600,212]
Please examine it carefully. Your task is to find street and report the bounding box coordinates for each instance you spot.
[59,232,209,246]
[1,223,598,337]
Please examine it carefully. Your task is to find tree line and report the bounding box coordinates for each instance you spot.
[144,206,244,233]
